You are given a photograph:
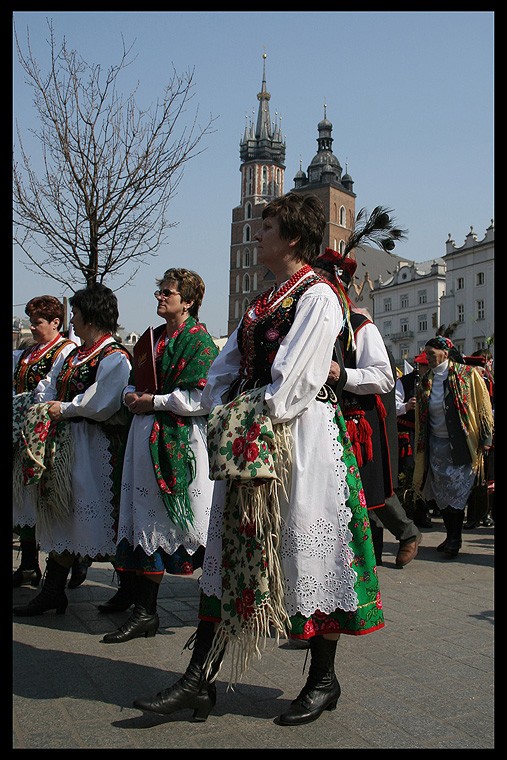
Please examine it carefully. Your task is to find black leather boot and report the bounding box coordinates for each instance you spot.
[437,506,452,552]
[13,555,69,616]
[67,556,90,589]
[279,636,341,726]
[413,500,432,529]
[97,568,135,612]
[100,575,160,643]
[132,620,222,721]
[12,538,42,588]
[442,508,464,559]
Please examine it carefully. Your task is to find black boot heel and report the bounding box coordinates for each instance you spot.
[97,569,135,613]
[13,556,70,617]
[12,565,42,588]
[100,608,159,643]
[279,636,341,726]
[133,621,222,722]
[133,666,217,721]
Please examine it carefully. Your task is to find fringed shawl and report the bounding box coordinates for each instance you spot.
[149,318,219,531]
[204,423,293,686]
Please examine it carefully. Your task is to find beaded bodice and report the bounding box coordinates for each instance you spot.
[56,340,131,402]
[13,338,75,394]
[237,266,322,386]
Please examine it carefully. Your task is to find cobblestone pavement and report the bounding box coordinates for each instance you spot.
[12,518,494,750]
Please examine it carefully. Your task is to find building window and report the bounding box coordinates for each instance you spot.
[476,300,485,320]
[243,225,251,243]
[418,290,427,304]
[400,318,409,333]
[457,304,465,323]
[245,202,252,220]
[242,297,250,314]
[253,272,258,290]
[400,294,409,309]
[247,167,253,196]
[235,275,240,293]
[242,274,250,293]
[339,206,346,226]
[418,315,427,332]
[262,167,268,195]
[457,277,464,290]
[384,298,392,312]
[234,300,240,319]
[401,345,410,362]
[476,272,485,286]
[253,247,258,266]
[243,249,250,267]
[339,240,345,254]
[383,321,392,337]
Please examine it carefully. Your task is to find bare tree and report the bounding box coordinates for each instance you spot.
[13,19,216,290]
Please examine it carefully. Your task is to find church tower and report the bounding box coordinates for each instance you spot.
[227,54,286,336]
[227,61,356,335]
[292,104,356,254]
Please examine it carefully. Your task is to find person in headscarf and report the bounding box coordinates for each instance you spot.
[413,336,494,558]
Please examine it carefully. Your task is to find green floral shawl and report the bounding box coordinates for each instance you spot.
[149,317,218,531]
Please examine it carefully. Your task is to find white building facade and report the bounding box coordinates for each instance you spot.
[371,221,494,366]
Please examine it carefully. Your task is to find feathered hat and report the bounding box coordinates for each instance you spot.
[316,205,408,288]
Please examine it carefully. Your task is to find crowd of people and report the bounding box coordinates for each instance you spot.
[13,192,494,726]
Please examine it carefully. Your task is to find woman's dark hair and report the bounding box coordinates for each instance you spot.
[69,284,119,333]
[156,268,205,318]
[25,295,65,329]
[261,192,326,265]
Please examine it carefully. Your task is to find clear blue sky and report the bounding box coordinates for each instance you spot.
[12,11,494,338]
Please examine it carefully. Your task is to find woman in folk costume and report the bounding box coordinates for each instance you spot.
[132,192,384,727]
[13,284,132,617]
[13,295,76,588]
[100,268,219,644]
[413,336,494,559]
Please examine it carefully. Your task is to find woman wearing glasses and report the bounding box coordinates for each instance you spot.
[99,268,219,644]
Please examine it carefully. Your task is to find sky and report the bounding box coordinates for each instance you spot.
[12,10,494,338]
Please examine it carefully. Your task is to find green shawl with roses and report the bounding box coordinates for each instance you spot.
[149,317,218,530]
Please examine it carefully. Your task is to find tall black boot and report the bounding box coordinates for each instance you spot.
[13,555,69,616]
[67,555,91,589]
[100,575,160,643]
[413,499,432,528]
[279,636,341,726]
[97,568,135,612]
[133,620,222,722]
[13,538,42,588]
[442,508,464,559]
[437,507,452,552]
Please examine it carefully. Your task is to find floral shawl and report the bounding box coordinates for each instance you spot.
[149,317,218,531]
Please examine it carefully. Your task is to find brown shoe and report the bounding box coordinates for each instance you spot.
[396,535,422,567]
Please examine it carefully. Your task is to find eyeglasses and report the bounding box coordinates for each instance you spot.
[154,289,180,299]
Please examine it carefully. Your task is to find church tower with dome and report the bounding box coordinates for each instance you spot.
[227,56,355,335]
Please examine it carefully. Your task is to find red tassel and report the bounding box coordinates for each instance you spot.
[346,419,357,445]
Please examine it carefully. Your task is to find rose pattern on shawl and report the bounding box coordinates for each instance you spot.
[208,386,277,481]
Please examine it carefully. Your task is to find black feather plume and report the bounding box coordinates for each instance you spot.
[344,206,408,258]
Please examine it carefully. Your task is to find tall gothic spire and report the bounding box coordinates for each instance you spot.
[239,53,286,164]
